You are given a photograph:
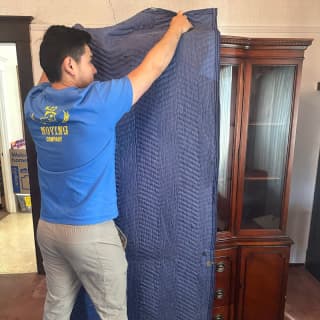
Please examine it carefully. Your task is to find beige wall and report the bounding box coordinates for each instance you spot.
[1,0,319,26]
[1,0,319,262]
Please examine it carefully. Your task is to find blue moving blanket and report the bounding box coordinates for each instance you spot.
[71,8,220,320]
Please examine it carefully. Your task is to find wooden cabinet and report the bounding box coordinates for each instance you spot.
[237,246,290,320]
[213,36,312,319]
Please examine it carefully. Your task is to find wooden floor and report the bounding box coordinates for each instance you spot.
[284,265,320,320]
[0,273,45,320]
[0,265,319,319]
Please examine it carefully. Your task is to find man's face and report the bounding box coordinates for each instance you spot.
[75,44,97,88]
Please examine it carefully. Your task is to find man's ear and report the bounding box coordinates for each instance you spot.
[62,56,76,76]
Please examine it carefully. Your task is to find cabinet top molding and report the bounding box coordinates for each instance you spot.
[221,35,313,50]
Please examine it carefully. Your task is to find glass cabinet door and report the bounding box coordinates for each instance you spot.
[241,65,296,229]
[217,64,239,231]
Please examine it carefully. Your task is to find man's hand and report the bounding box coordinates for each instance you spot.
[170,11,193,35]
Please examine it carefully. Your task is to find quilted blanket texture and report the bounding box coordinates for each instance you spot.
[71,8,220,320]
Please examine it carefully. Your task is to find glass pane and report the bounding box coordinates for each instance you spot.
[241,65,296,229]
[218,65,238,231]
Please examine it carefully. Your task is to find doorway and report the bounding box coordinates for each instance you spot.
[306,151,320,280]
[0,43,24,213]
[0,43,36,273]
[0,16,41,274]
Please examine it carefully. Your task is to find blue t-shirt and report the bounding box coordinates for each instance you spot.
[24,78,133,225]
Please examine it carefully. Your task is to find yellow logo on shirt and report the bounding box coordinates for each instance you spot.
[41,106,58,122]
[30,106,70,143]
[62,110,70,123]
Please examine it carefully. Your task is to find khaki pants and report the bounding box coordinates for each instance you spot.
[37,219,128,320]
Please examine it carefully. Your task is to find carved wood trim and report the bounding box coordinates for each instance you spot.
[221,35,313,49]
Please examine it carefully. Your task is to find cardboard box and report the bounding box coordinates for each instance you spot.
[16,193,32,212]
[10,149,30,193]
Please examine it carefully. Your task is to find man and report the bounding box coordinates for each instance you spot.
[24,11,192,320]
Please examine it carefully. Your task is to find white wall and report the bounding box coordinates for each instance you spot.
[0,0,319,262]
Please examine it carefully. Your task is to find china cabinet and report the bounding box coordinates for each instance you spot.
[212,36,312,320]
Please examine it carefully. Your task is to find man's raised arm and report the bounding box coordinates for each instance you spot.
[128,11,192,105]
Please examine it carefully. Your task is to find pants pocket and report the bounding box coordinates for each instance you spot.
[115,225,127,249]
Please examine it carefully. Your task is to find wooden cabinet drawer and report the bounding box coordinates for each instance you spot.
[214,247,237,307]
[212,305,230,320]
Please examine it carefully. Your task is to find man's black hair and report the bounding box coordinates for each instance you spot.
[40,25,92,83]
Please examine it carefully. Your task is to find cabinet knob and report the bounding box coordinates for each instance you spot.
[215,289,224,300]
[216,262,225,273]
[215,314,224,320]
